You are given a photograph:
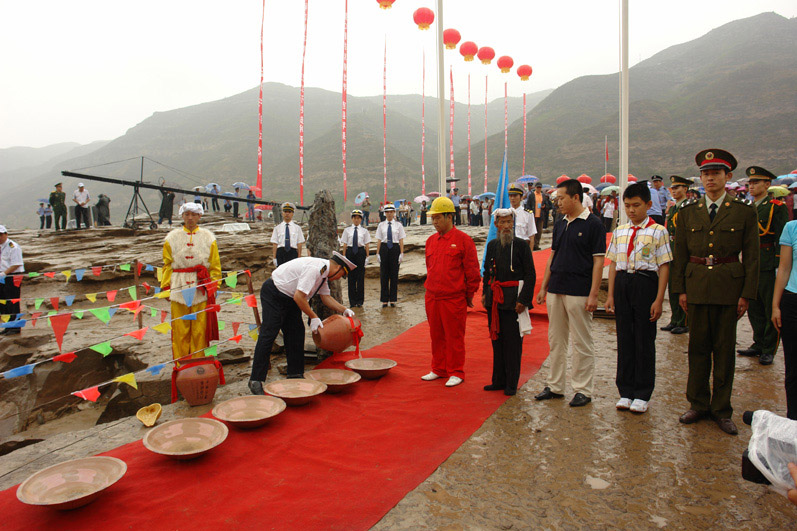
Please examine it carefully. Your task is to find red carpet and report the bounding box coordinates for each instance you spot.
[1,249,552,530]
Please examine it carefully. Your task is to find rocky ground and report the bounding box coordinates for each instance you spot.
[1,214,794,527]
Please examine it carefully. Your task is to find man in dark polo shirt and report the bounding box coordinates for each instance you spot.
[535,179,607,407]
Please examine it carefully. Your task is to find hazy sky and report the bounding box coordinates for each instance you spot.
[1,1,795,149]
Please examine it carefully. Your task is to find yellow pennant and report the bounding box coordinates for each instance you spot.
[62,270,72,281]
[113,373,138,389]
[156,267,163,282]
[0,300,6,305]
[152,322,172,334]
[154,290,171,299]
[248,329,259,341]
[86,293,98,303]
[1,315,9,323]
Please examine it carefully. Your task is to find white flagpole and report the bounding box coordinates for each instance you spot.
[619,0,629,225]
[436,0,446,196]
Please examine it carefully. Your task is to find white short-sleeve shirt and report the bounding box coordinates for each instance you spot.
[341,225,371,247]
[511,206,537,241]
[0,239,25,273]
[375,219,406,243]
[270,221,305,249]
[73,189,90,205]
[272,257,331,298]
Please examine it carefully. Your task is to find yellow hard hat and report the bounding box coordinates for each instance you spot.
[427,197,456,215]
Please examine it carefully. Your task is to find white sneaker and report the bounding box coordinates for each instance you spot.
[445,376,463,387]
[421,372,441,381]
[630,399,649,413]
[616,398,632,410]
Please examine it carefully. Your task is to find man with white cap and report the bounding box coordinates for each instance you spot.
[508,184,537,251]
[248,251,357,394]
[375,204,405,307]
[161,202,222,362]
[340,209,370,307]
[0,225,25,335]
[271,202,305,267]
[73,182,91,229]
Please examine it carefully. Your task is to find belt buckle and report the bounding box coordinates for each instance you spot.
[705,256,715,266]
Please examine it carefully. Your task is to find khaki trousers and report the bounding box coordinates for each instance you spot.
[546,292,595,397]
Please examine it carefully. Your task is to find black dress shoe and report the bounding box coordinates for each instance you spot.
[715,417,738,435]
[737,348,761,357]
[569,393,591,407]
[248,380,265,395]
[483,384,503,391]
[504,389,517,396]
[670,326,689,335]
[535,387,564,400]
[660,323,676,331]
[759,353,774,365]
[679,409,707,424]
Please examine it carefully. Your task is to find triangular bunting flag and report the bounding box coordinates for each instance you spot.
[108,307,118,318]
[145,264,154,272]
[75,268,86,281]
[232,322,241,335]
[128,286,136,300]
[249,324,259,331]
[89,341,113,357]
[244,294,257,308]
[161,310,168,323]
[49,313,72,352]
[113,373,138,389]
[92,266,102,276]
[155,290,170,299]
[1,315,8,323]
[145,362,167,375]
[53,352,77,363]
[61,270,72,282]
[156,267,163,281]
[153,322,172,334]
[136,262,143,276]
[248,329,259,341]
[119,263,131,272]
[74,310,84,319]
[151,307,158,318]
[43,271,56,278]
[64,295,76,307]
[106,290,118,302]
[229,334,243,344]
[0,300,5,305]
[72,386,101,402]
[13,275,23,287]
[217,320,226,331]
[119,300,142,312]
[89,307,112,324]
[47,310,57,316]
[141,282,152,294]
[0,276,4,284]
[204,345,218,357]
[34,298,44,309]
[228,296,242,305]
[154,286,161,294]
[27,272,40,278]
[225,273,238,288]
[124,327,148,341]
[180,313,197,321]
[50,297,59,311]
[86,293,98,303]
[182,287,196,307]
[2,364,36,379]
[30,312,42,327]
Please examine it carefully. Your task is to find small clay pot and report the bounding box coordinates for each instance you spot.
[175,361,219,406]
[312,314,362,352]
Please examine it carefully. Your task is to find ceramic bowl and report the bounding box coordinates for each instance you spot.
[263,378,327,406]
[344,358,397,380]
[212,395,287,428]
[142,418,228,460]
[306,369,361,394]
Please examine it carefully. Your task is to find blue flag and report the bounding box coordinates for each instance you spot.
[481,151,511,274]
[2,363,35,378]
[74,269,86,282]
[183,287,196,307]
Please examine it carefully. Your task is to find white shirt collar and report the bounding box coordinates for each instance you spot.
[706,192,726,211]
[566,207,590,224]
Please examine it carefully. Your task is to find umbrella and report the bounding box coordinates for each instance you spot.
[595,183,612,191]
[581,183,597,194]
[479,192,496,200]
[205,183,220,192]
[775,176,796,186]
[461,194,472,200]
[232,182,249,189]
[394,199,406,207]
[789,182,797,190]
[354,192,369,205]
[192,186,204,192]
[426,191,442,198]
[600,174,617,184]
[769,186,789,198]
[541,184,553,190]
[414,195,430,203]
[36,198,50,204]
[516,175,539,184]
[577,174,592,184]
[600,185,620,196]
[222,192,236,197]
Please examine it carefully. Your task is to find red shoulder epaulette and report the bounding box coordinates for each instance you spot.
[771,199,784,206]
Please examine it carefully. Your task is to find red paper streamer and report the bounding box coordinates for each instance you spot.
[73,386,100,402]
[504,82,508,154]
[230,334,244,344]
[49,297,59,311]
[299,0,309,206]
[30,312,41,327]
[467,74,472,196]
[49,313,72,352]
[245,294,257,308]
[13,275,22,287]
[53,352,77,363]
[92,266,102,276]
[382,38,388,203]
[449,66,455,187]
[232,322,241,336]
[106,290,118,302]
[421,51,426,195]
[256,0,265,198]
[522,92,527,175]
[484,75,489,193]
[43,272,55,279]
[124,328,148,341]
[341,0,348,201]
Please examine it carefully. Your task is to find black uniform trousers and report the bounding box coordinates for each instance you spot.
[346,247,366,306]
[420,212,427,225]
[233,201,239,219]
[0,281,21,319]
[379,244,400,303]
[251,279,305,381]
[614,270,658,401]
[211,197,220,212]
[487,309,523,392]
[747,269,778,357]
[276,247,298,266]
[74,206,90,228]
[780,290,797,420]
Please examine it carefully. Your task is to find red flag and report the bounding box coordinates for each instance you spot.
[30,312,42,327]
[50,297,60,311]
[13,275,23,287]
[244,294,257,308]
[92,266,102,276]
[232,322,241,336]
[605,136,609,162]
[53,352,77,363]
[124,327,148,341]
[106,290,118,302]
[161,310,168,323]
[205,304,221,313]
[73,386,101,402]
[136,262,143,276]
[119,300,141,311]
[230,334,243,344]
[141,281,152,293]
[49,313,72,352]
[43,271,56,279]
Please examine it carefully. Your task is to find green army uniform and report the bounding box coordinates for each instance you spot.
[672,149,759,423]
[49,184,67,231]
[663,175,692,332]
[737,166,789,365]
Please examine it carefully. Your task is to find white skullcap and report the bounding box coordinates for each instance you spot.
[179,202,204,216]
[0,225,7,233]
[492,208,513,218]
[78,182,85,187]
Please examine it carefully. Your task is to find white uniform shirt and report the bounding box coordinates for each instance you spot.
[375,219,406,243]
[0,239,25,274]
[272,257,331,298]
[340,225,371,247]
[73,188,90,206]
[270,221,305,249]
[469,201,479,215]
[511,206,537,241]
[582,193,594,210]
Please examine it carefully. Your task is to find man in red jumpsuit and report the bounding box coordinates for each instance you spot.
[422,197,482,387]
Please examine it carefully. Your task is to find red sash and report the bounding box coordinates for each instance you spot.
[173,265,219,344]
[490,280,519,340]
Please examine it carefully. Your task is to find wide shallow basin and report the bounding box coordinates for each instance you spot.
[306,368,362,394]
[344,358,397,380]
[143,418,228,460]
[212,395,287,428]
[17,456,127,510]
[263,378,327,406]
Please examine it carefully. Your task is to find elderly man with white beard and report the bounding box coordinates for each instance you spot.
[481,209,536,395]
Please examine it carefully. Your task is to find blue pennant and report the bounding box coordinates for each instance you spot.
[108,307,118,318]
[1,319,27,329]
[182,287,197,307]
[145,264,155,272]
[0,276,5,284]
[145,363,167,375]
[74,269,86,281]
[249,324,259,331]
[64,295,76,307]
[154,287,161,294]
[2,364,35,378]
[180,313,197,321]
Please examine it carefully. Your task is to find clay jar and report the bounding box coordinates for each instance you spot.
[312,314,361,353]
[175,360,220,406]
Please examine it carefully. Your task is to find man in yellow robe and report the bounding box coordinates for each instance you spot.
[161,202,222,361]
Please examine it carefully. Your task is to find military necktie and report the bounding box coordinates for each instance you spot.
[284,224,291,251]
[386,223,394,249]
[709,203,717,222]
[352,226,359,252]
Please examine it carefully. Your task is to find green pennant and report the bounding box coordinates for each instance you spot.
[224,275,238,288]
[204,345,217,357]
[47,310,57,316]
[74,310,84,319]
[89,307,112,324]
[119,264,131,271]
[229,297,243,305]
[35,298,44,309]
[217,320,226,331]
[28,272,40,278]
[128,286,137,300]
[90,341,113,356]
[151,307,158,318]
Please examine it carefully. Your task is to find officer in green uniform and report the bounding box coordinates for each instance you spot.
[737,166,789,365]
[672,149,759,435]
[661,175,692,335]
[48,182,67,231]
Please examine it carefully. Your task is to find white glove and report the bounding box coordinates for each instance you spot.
[343,308,355,318]
[272,258,278,267]
[398,253,404,264]
[365,256,370,266]
[310,318,323,333]
[377,254,381,264]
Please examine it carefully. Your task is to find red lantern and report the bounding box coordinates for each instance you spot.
[577,174,592,184]
[477,46,495,64]
[459,41,478,61]
[600,174,616,184]
[497,56,514,73]
[377,0,396,9]
[628,175,638,182]
[556,175,569,184]
[517,64,532,81]
[443,28,461,50]
[413,7,434,29]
